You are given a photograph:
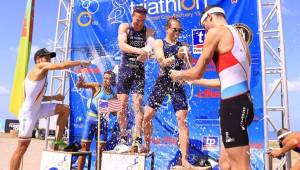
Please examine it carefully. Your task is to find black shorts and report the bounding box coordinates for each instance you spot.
[117,66,145,95]
[220,91,254,148]
[147,75,188,112]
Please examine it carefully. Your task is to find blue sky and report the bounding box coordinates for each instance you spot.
[0,0,299,130]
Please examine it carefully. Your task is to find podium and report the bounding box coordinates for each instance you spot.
[170,165,212,170]
[40,150,92,170]
[101,151,154,170]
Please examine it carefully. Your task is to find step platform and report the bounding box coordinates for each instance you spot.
[101,150,154,170]
[171,165,212,170]
[40,150,92,170]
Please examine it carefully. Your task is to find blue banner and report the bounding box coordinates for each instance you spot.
[69,0,264,169]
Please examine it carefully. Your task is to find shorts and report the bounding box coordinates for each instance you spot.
[147,75,188,112]
[117,66,145,95]
[18,103,57,138]
[220,91,254,148]
[81,114,108,143]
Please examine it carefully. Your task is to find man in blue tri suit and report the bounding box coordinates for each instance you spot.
[116,5,155,152]
[76,70,118,170]
[142,16,196,168]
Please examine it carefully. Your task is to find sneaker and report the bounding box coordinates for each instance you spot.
[63,141,82,152]
[130,137,142,153]
[114,137,130,153]
[51,139,68,151]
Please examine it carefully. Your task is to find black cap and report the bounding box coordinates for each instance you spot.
[34,48,56,61]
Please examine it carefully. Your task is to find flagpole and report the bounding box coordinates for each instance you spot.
[9,0,35,117]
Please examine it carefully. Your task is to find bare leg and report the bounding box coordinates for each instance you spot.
[142,106,156,153]
[77,141,91,170]
[219,142,231,170]
[54,104,70,140]
[117,94,128,138]
[175,110,195,168]
[10,139,31,170]
[225,145,251,170]
[132,93,143,138]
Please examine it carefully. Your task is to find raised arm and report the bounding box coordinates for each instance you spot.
[171,27,221,81]
[39,60,90,72]
[154,40,175,68]
[76,76,100,92]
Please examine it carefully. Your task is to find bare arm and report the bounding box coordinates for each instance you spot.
[43,94,65,102]
[76,76,101,93]
[189,78,221,88]
[118,23,144,55]
[171,28,221,81]
[39,60,90,71]
[154,40,175,68]
[280,134,299,154]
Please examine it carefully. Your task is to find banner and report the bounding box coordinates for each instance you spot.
[9,0,35,116]
[69,0,264,169]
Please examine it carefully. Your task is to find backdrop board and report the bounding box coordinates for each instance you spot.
[69,0,264,169]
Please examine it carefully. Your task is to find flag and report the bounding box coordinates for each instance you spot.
[9,0,35,116]
[98,99,122,113]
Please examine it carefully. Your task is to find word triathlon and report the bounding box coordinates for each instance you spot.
[130,0,202,15]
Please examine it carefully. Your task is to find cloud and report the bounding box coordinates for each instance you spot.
[0,85,10,95]
[287,77,300,91]
[268,77,300,92]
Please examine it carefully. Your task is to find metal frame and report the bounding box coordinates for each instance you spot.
[257,0,290,169]
[45,0,74,149]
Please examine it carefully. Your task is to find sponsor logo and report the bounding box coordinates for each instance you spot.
[151,136,177,145]
[234,23,253,45]
[130,0,202,15]
[196,88,220,98]
[108,0,128,24]
[202,136,218,151]
[192,29,206,54]
[77,0,100,27]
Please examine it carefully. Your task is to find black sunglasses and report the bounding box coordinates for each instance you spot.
[170,27,183,33]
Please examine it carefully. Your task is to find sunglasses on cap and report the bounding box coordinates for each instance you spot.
[170,27,183,34]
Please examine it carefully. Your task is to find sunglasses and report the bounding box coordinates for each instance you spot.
[170,27,183,33]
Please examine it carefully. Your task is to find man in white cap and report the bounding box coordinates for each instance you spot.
[268,128,300,169]
[170,5,254,170]
[10,48,90,170]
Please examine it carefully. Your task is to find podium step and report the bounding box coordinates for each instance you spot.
[171,165,212,170]
[102,151,154,170]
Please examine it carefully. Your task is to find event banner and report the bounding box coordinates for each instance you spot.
[69,0,264,169]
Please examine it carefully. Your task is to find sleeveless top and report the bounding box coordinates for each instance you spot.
[121,25,147,69]
[87,86,115,117]
[212,25,250,99]
[20,76,47,113]
[159,40,184,77]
